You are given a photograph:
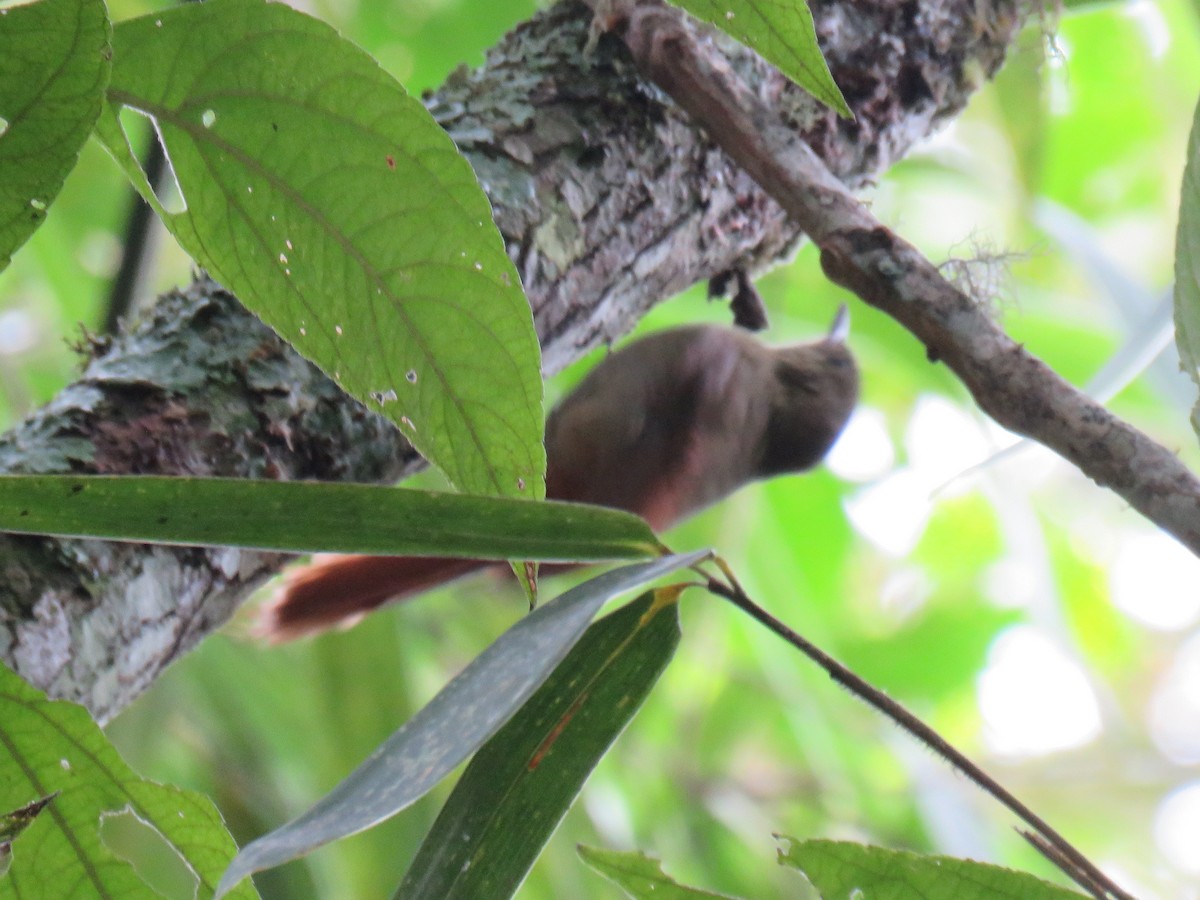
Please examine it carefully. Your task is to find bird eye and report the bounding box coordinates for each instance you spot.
[774,362,818,394]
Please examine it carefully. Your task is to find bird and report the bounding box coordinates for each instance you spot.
[259,308,859,641]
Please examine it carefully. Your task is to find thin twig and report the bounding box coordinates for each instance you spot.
[704,568,1133,900]
[103,130,166,334]
[598,0,1200,559]
[1021,830,1109,900]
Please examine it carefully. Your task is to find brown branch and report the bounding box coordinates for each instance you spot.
[705,567,1133,900]
[1020,831,1110,900]
[605,0,1200,558]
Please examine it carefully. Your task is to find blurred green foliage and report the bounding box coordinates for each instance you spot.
[2,0,1199,897]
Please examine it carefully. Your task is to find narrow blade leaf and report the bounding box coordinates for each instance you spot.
[397,588,685,899]
[0,0,111,270]
[216,552,710,896]
[102,0,545,500]
[0,475,659,561]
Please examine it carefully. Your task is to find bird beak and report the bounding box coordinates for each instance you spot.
[826,304,850,343]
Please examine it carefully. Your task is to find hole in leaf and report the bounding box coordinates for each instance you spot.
[100,808,198,900]
[118,107,187,215]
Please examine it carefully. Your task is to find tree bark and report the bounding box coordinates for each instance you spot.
[0,0,1020,723]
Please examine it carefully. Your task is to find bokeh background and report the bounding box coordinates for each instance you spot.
[3,0,1199,896]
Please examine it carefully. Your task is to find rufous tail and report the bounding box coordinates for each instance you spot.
[257,554,488,642]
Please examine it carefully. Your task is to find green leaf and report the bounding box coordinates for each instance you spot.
[668,0,850,117]
[398,587,684,899]
[0,662,255,900]
[778,839,1089,899]
[1174,92,1200,440]
[577,846,740,899]
[0,0,111,271]
[216,552,710,897]
[100,0,544,501]
[0,474,660,561]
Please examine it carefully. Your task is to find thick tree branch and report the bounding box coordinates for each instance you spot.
[612,0,1200,557]
[0,0,1021,721]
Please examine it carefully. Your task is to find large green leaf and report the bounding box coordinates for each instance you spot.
[0,662,255,900]
[99,0,544,500]
[216,552,710,897]
[0,474,659,560]
[0,0,110,271]
[398,588,684,898]
[577,847,739,899]
[779,839,1088,899]
[669,0,849,117]
[1174,92,1200,440]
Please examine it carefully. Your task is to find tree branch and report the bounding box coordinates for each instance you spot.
[0,0,1022,722]
[613,0,1200,557]
[705,568,1131,900]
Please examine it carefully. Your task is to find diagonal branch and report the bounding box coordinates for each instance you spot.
[609,0,1200,557]
[705,566,1131,900]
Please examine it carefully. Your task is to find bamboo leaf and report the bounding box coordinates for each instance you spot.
[0,475,660,561]
[398,588,684,898]
[216,552,710,897]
